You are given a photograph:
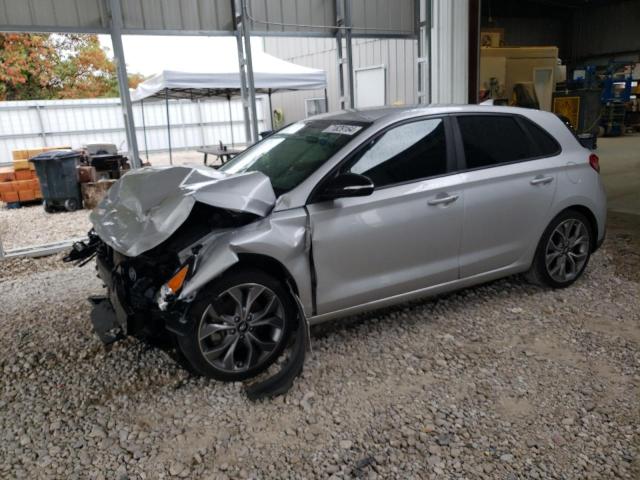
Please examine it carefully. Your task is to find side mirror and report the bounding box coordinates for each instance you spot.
[316,172,374,201]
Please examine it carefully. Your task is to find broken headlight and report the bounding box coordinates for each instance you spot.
[156,263,190,311]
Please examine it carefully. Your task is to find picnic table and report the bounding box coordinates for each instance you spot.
[197,146,243,167]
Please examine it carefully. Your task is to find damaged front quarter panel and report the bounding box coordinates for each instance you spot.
[177,207,314,319]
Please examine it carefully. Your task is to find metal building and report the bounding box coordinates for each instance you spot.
[264,0,473,123]
[0,0,473,168]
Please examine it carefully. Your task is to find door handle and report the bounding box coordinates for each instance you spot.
[530,175,553,185]
[428,193,459,206]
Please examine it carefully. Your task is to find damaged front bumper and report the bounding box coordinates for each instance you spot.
[66,232,311,400]
[66,234,195,344]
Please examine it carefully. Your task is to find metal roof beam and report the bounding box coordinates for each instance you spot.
[0,1,418,38]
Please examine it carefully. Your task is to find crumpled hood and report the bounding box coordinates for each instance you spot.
[90,165,276,257]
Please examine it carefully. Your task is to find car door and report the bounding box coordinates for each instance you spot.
[453,114,559,278]
[306,117,465,315]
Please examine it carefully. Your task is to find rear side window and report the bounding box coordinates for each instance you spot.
[348,118,448,187]
[519,118,561,157]
[457,115,531,169]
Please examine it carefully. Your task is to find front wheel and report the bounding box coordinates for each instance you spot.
[176,268,295,382]
[526,210,593,288]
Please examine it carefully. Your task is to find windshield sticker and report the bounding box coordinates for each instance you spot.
[322,124,363,135]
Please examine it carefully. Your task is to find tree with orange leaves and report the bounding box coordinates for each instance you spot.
[0,33,143,101]
[0,33,57,100]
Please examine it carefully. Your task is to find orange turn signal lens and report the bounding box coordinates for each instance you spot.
[166,265,189,293]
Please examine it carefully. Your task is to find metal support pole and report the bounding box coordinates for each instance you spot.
[335,0,353,109]
[109,0,140,168]
[268,90,274,130]
[324,88,329,113]
[344,0,355,109]
[34,104,47,146]
[234,30,252,144]
[239,0,259,143]
[335,0,346,110]
[227,95,236,147]
[336,34,346,110]
[196,99,205,148]
[180,101,189,150]
[417,0,431,104]
[140,99,149,160]
[165,88,173,165]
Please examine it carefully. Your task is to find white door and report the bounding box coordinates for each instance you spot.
[355,66,386,108]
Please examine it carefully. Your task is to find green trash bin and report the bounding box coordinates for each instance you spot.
[29,150,83,212]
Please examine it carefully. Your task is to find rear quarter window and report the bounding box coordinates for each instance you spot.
[519,117,561,157]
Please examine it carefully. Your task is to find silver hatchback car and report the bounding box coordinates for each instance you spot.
[74,105,606,382]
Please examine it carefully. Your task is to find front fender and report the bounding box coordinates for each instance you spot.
[177,208,314,318]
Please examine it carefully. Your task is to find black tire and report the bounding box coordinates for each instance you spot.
[526,209,594,288]
[43,200,55,213]
[64,198,79,212]
[176,267,295,382]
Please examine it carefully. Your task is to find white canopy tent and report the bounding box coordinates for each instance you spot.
[131,51,327,101]
[130,51,328,163]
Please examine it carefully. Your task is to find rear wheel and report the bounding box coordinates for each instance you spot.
[526,210,593,288]
[176,268,295,381]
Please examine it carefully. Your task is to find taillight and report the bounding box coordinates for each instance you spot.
[589,153,600,173]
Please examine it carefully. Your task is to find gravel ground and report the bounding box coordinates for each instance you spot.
[0,204,90,251]
[0,224,638,479]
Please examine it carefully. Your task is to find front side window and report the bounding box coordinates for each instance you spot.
[347,118,448,187]
[457,115,532,169]
[220,119,369,195]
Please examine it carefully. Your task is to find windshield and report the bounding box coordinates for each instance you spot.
[220,119,370,195]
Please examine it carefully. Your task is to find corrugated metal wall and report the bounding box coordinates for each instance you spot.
[248,0,416,37]
[1,0,417,36]
[571,0,640,62]
[0,97,265,165]
[120,0,235,33]
[488,17,566,52]
[430,0,468,105]
[263,36,418,122]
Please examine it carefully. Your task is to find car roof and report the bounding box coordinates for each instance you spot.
[313,104,557,125]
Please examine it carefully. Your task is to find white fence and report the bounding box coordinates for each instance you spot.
[0,97,268,165]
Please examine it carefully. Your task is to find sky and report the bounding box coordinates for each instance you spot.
[98,35,264,76]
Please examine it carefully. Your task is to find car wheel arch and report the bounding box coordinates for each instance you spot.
[529,204,599,263]
[557,205,599,252]
[233,253,301,297]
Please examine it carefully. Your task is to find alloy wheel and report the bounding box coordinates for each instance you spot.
[544,218,590,283]
[197,283,285,373]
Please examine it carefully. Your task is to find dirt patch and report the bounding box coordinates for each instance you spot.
[606,211,640,282]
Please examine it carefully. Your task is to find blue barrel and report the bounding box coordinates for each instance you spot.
[29,150,83,212]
